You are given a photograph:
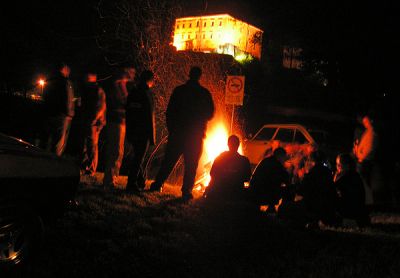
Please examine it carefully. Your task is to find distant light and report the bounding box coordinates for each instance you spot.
[38,79,46,87]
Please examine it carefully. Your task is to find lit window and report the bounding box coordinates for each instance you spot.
[182,34,184,39]
[203,34,205,39]
[188,34,190,39]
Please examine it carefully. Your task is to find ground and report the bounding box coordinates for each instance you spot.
[16,174,400,277]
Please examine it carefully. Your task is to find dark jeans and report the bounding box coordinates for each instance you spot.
[154,133,204,194]
[126,136,150,189]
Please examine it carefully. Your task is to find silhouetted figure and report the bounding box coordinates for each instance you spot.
[296,151,339,226]
[103,64,135,188]
[150,66,215,201]
[204,135,251,201]
[334,153,370,227]
[249,147,290,213]
[42,63,75,156]
[80,72,106,176]
[125,70,156,194]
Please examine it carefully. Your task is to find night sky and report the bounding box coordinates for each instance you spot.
[0,0,395,95]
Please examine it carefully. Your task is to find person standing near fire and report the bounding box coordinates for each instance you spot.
[353,114,379,205]
[149,66,215,201]
[42,62,75,156]
[103,64,135,189]
[125,70,156,194]
[80,70,106,176]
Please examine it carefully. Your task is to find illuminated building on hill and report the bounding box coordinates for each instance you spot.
[172,14,263,61]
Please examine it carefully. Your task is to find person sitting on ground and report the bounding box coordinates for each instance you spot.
[249,147,290,213]
[203,135,251,202]
[295,151,340,227]
[334,153,370,227]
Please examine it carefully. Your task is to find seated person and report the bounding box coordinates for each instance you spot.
[249,147,289,213]
[204,135,251,201]
[334,153,370,227]
[295,151,339,227]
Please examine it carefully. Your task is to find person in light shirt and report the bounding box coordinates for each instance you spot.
[353,115,378,205]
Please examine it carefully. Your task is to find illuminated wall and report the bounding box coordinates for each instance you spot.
[172,14,263,60]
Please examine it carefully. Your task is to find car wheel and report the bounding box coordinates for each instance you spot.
[0,203,44,268]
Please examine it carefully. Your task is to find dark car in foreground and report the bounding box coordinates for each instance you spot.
[0,133,79,268]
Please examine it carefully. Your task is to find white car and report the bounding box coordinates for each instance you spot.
[243,124,317,166]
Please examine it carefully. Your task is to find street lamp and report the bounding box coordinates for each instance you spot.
[38,79,45,94]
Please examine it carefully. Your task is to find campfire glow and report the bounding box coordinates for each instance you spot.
[195,122,243,191]
[195,123,229,190]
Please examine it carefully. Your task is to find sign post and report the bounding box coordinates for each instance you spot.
[225,75,245,134]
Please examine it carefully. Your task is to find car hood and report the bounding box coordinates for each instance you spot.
[0,133,79,178]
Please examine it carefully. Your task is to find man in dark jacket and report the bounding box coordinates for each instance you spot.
[42,63,75,156]
[80,72,106,176]
[125,70,156,193]
[150,66,215,201]
[204,135,251,201]
[249,147,289,212]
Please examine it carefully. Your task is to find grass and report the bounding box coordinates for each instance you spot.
[20,174,400,278]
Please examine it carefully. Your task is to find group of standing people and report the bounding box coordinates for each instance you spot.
[41,63,215,200]
[40,62,155,193]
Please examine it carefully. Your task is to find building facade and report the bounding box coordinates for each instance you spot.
[172,14,263,60]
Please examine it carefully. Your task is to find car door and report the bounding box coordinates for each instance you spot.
[244,126,277,165]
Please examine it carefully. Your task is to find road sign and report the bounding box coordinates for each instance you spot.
[225,75,245,106]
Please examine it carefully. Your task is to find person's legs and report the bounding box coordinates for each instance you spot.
[54,115,72,156]
[103,122,125,187]
[150,134,183,191]
[182,135,204,198]
[127,136,149,190]
[85,124,102,175]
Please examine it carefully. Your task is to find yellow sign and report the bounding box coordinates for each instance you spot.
[225,75,245,105]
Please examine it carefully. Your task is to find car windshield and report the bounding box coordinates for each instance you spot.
[254,127,277,140]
